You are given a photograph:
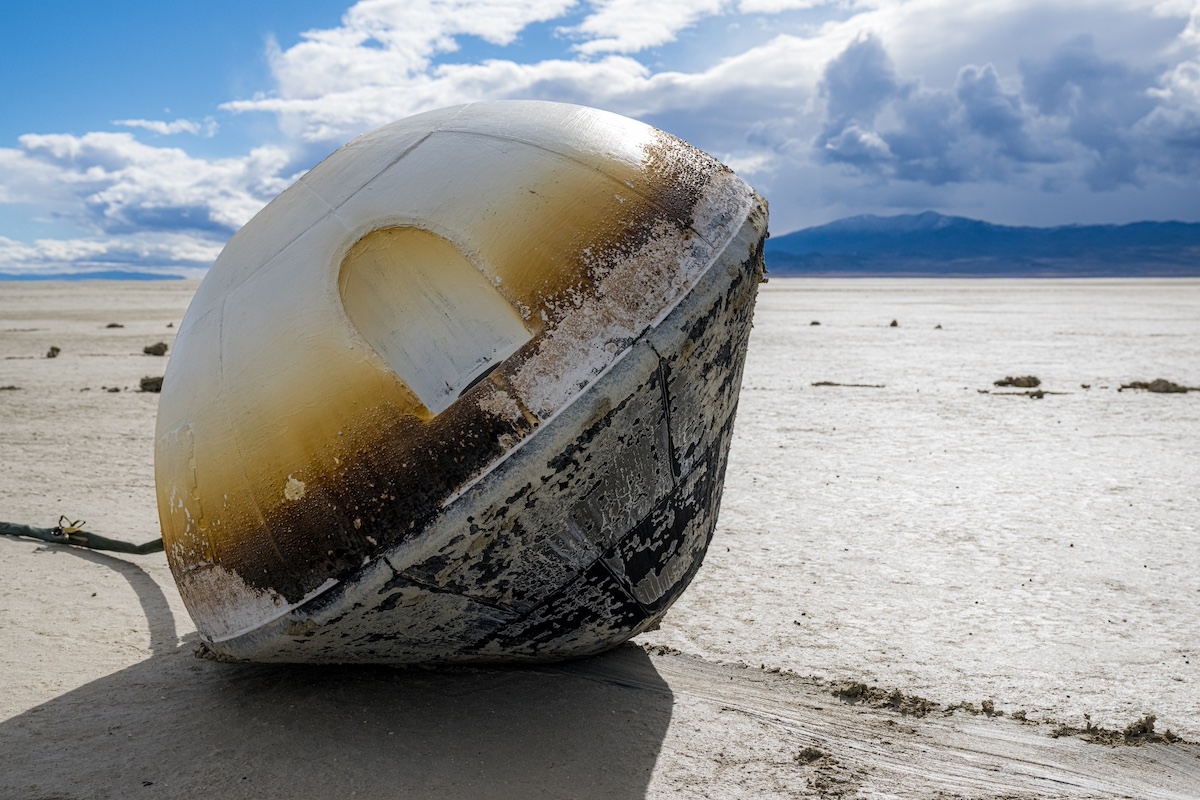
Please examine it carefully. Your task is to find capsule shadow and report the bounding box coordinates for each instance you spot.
[69,547,179,655]
[0,642,672,800]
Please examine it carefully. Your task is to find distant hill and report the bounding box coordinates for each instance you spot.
[0,270,184,281]
[765,212,1200,276]
[4,214,1197,279]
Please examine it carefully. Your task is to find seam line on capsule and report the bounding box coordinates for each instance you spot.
[204,576,342,643]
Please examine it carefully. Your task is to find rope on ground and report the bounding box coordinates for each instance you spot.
[0,516,164,555]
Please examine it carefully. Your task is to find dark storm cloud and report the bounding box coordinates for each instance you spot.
[955,64,1042,163]
[816,37,978,183]
[1019,35,1154,120]
[811,32,1200,197]
[1019,35,1157,190]
[819,35,907,126]
[884,90,969,184]
[815,36,904,170]
[1142,106,1200,176]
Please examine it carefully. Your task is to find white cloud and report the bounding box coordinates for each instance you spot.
[1154,58,1200,105]
[722,151,775,175]
[5,132,296,234]
[260,0,577,101]
[224,0,841,142]
[0,232,221,278]
[225,54,656,143]
[113,118,219,137]
[0,132,300,275]
[737,0,825,11]
[564,0,727,54]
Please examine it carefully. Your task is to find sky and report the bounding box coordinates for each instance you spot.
[2,0,1199,277]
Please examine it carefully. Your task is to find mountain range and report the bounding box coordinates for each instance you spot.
[3,213,1198,280]
[765,212,1200,277]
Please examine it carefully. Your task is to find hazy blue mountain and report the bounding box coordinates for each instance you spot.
[0,270,184,281]
[765,212,1200,276]
[4,213,1196,279]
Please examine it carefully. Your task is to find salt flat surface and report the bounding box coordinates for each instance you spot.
[2,278,1198,799]
[645,278,1200,737]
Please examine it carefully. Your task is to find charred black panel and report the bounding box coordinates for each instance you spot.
[472,560,649,658]
[601,441,725,617]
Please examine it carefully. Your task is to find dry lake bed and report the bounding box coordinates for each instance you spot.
[1,278,1198,798]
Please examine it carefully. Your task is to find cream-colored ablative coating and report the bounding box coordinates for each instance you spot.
[155,101,765,655]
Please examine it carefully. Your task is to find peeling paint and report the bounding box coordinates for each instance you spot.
[284,476,306,502]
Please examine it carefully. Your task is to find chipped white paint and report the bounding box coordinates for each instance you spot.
[178,563,340,643]
[284,476,306,501]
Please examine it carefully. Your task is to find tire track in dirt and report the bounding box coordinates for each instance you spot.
[548,647,1200,799]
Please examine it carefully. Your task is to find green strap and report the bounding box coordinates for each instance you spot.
[0,517,164,555]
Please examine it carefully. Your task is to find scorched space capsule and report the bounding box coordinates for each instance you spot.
[155,101,768,662]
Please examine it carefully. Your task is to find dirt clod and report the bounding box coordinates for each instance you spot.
[1122,714,1181,744]
[194,642,241,663]
[990,389,1069,398]
[1119,378,1195,393]
[835,682,937,717]
[139,376,164,393]
[994,375,1040,388]
[143,342,169,356]
[795,746,825,764]
[105,323,124,328]
[812,381,886,388]
[1051,713,1184,746]
[45,346,60,358]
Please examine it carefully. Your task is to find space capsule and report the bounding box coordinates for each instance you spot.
[155,101,767,662]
